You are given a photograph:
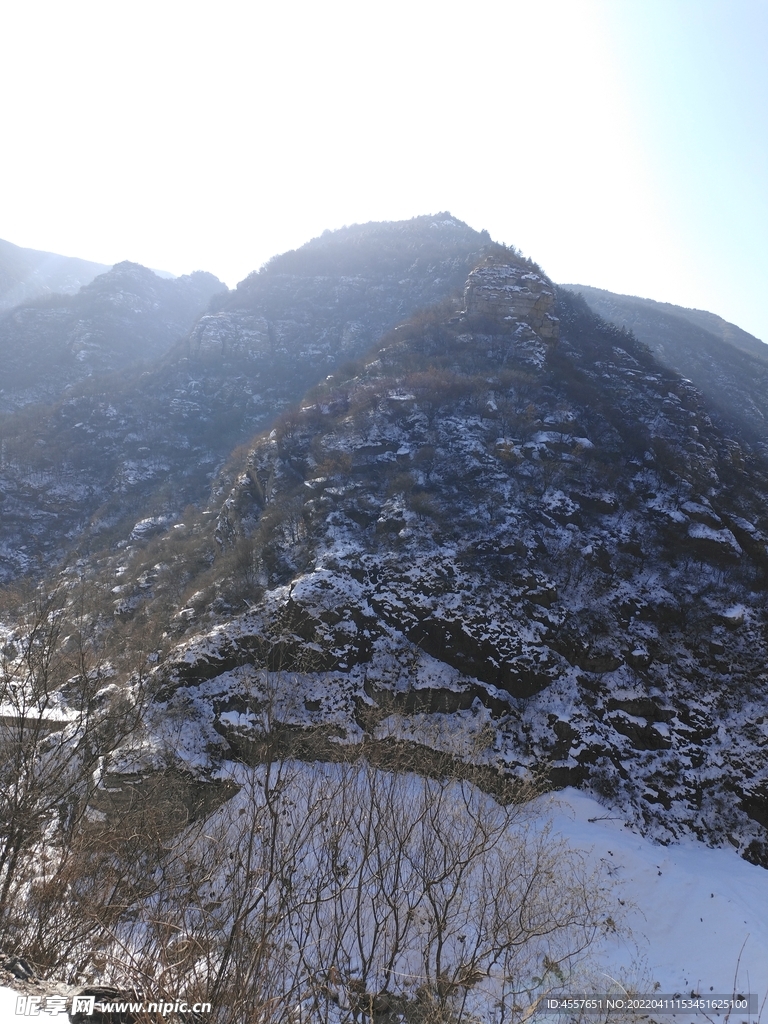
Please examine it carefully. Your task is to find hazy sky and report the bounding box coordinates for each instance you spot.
[1,0,766,340]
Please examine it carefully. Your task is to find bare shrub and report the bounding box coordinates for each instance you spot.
[0,595,612,1021]
[82,758,612,1023]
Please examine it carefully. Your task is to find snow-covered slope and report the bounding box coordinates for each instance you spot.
[546,789,768,999]
[0,790,764,1021]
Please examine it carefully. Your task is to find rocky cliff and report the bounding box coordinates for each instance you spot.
[464,259,560,341]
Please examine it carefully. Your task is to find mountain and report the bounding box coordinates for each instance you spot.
[0,237,111,312]
[0,216,490,582]
[5,223,768,865]
[4,219,768,1010]
[78,254,768,867]
[195,213,492,361]
[565,285,767,362]
[566,284,768,446]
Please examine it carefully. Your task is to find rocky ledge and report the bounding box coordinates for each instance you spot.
[464,259,560,341]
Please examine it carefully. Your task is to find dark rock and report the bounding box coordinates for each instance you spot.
[3,956,34,980]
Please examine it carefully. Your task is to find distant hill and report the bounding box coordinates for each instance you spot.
[0,261,226,412]
[564,283,768,444]
[564,283,766,359]
[0,237,112,311]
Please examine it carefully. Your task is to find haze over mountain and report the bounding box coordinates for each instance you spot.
[0,216,488,581]
[0,237,111,312]
[566,283,768,445]
[0,262,226,412]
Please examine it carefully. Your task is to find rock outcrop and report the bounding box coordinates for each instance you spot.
[188,311,272,358]
[464,260,559,341]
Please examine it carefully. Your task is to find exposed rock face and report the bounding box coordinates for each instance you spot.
[188,311,271,358]
[464,261,559,341]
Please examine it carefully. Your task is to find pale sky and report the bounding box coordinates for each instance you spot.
[1,0,766,340]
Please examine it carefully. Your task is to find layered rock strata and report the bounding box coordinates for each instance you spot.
[464,261,559,341]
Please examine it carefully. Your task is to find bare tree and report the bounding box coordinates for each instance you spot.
[0,598,613,1022]
[0,582,147,970]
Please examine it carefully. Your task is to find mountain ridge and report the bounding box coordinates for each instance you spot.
[563,282,765,356]
[566,283,768,447]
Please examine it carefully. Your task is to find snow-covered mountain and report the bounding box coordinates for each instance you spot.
[5,220,768,856]
[127,252,768,866]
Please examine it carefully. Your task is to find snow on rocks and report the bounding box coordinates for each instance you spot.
[128,515,173,541]
[464,260,560,341]
[106,268,768,884]
[687,522,743,558]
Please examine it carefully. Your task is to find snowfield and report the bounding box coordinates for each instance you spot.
[0,990,15,1022]
[544,789,768,1006]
